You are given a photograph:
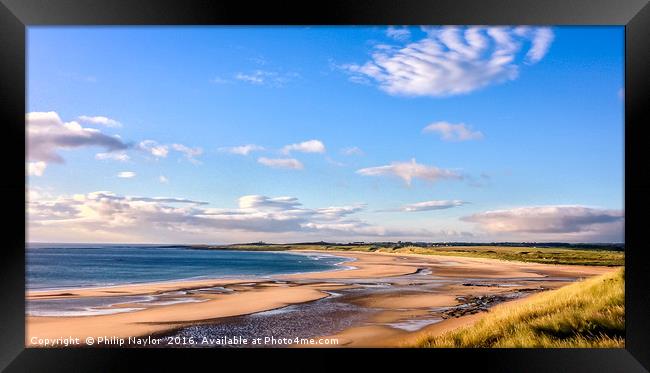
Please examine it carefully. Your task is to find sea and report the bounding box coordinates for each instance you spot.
[26,243,351,290]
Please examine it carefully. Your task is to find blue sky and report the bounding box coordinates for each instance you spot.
[26,26,624,244]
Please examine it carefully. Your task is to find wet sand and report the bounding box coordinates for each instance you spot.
[26,250,616,347]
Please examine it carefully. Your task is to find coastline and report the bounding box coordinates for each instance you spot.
[26,250,616,347]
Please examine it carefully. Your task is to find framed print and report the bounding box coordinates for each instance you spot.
[1,0,649,371]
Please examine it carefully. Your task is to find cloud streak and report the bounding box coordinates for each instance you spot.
[219,144,265,155]
[423,121,484,141]
[78,115,122,128]
[117,171,136,179]
[233,70,299,87]
[341,146,364,156]
[95,152,130,162]
[138,140,169,158]
[386,26,411,41]
[258,157,304,170]
[171,143,203,164]
[356,158,463,186]
[387,199,468,212]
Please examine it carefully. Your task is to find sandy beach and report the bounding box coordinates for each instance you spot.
[26,250,616,347]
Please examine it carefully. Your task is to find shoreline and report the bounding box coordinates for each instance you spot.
[26,250,617,347]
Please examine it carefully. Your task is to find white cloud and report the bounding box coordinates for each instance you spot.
[314,205,366,220]
[341,146,364,156]
[27,161,47,176]
[234,70,299,87]
[423,121,484,141]
[159,175,169,184]
[236,71,265,84]
[77,115,122,128]
[117,171,136,179]
[219,144,265,155]
[238,195,302,210]
[397,199,467,212]
[356,158,463,186]
[138,140,169,158]
[27,112,128,169]
[461,205,624,241]
[343,26,554,97]
[95,152,130,162]
[137,141,202,163]
[258,157,304,170]
[171,143,203,164]
[386,26,411,41]
[126,195,207,205]
[282,139,326,154]
[28,190,470,243]
[525,27,555,63]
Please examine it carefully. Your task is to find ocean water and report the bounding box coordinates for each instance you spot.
[26,244,350,290]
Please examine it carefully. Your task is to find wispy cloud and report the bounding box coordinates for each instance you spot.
[127,195,207,205]
[137,140,202,164]
[138,140,169,158]
[95,152,130,162]
[341,146,364,156]
[258,157,304,170]
[386,26,411,41]
[78,115,122,128]
[233,70,299,87]
[159,175,169,184]
[517,26,555,63]
[117,171,136,179]
[281,139,326,154]
[342,26,554,97]
[356,158,463,186]
[171,143,203,164]
[423,121,484,141]
[385,199,468,212]
[238,195,302,210]
[219,144,265,155]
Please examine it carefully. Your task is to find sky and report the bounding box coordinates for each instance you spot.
[26,26,625,244]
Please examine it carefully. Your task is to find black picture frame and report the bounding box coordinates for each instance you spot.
[1,0,649,371]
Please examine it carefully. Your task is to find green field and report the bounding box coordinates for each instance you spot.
[200,243,624,266]
[413,268,625,348]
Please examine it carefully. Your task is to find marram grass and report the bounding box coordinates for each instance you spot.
[414,268,624,348]
[389,246,624,266]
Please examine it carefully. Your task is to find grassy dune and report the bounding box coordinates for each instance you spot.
[382,246,624,266]
[203,244,624,266]
[414,268,625,348]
